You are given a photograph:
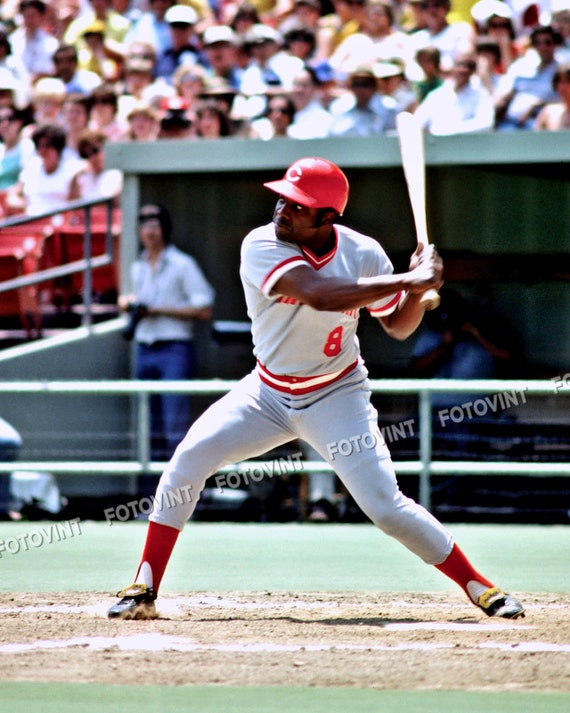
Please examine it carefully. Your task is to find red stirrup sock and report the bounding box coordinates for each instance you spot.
[435,543,495,604]
[134,521,180,594]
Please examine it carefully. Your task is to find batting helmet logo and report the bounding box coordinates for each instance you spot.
[264,157,350,214]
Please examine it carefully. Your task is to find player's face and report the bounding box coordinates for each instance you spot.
[272,195,324,246]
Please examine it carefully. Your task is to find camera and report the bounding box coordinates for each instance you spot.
[121,303,148,341]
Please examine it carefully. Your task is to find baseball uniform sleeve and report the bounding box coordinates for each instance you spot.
[241,225,306,298]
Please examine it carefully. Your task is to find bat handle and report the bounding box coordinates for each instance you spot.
[420,288,441,311]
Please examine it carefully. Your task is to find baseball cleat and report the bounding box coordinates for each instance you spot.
[476,587,525,619]
[107,583,157,620]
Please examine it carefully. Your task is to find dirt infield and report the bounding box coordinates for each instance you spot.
[0,591,569,691]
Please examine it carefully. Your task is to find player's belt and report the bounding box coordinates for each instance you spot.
[257,360,358,395]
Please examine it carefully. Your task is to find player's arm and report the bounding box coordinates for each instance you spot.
[272,244,442,317]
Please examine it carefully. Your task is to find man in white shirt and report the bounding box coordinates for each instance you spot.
[118,204,215,461]
[414,52,495,134]
[8,0,59,82]
[287,65,334,139]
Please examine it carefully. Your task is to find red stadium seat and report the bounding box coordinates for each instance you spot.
[0,251,41,338]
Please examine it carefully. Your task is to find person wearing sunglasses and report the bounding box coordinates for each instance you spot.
[68,129,123,204]
[494,25,562,130]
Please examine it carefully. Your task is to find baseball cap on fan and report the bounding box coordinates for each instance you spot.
[264,157,350,215]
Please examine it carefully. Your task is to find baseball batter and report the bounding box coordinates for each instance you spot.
[108,157,525,621]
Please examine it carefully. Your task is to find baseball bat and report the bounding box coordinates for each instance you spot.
[396,111,441,311]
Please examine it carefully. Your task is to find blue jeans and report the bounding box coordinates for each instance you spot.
[0,417,22,514]
[136,340,196,461]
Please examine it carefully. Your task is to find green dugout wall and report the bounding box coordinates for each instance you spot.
[108,132,569,378]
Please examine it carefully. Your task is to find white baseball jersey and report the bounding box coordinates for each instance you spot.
[240,222,403,392]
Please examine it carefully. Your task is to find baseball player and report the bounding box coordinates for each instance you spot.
[108,157,525,621]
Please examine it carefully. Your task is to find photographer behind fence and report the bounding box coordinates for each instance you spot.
[118,204,215,473]
[410,286,514,457]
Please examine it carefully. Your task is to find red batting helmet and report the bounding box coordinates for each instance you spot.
[264,157,350,215]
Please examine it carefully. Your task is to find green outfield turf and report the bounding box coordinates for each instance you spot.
[1,521,568,712]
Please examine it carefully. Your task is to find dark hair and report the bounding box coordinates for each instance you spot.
[32,123,67,153]
[475,39,501,66]
[64,91,94,114]
[530,25,562,47]
[284,25,316,53]
[90,84,119,111]
[484,14,516,41]
[230,2,260,29]
[138,204,173,243]
[19,0,47,14]
[0,24,12,54]
[265,93,296,119]
[77,129,106,158]
[195,99,233,136]
[53,43,79,62]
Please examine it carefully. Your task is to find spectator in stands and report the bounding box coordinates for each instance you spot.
[472,2,520,74]
[26,76,66,131]
[123,0,175,59]
[375,57,419,113]
[414,52,495,134]
[408,0,476,76]
[475,38,504,95]
[533,61,570,129]
[88,82,128,141]
[248,91,296,138]
[61,92,93,159]
[315,0,365,61]
[494,25,561,130]
[8,0,59,82]
[75,20,122,83]
[283,24,317,64]
[118,203,215,462]
[116,47,175,121]
[68,128,123,202]
[52,43,102,95]
[228,1,260,37]
[157,95,194,138]
[199,24,243,91]
[0,23,30,106]
[278,0,322,37]
[5,123,83,215]
[287,64,334,138]
[172,63,207,120]
[552,6,570,62]
[156,4,200,80]
[0,104,35,190]
[328,63,397,136]
[240,23,304,93]
[121,100,160,141]
[413,45,444,102]
[193,97,234,137]
[327,0,413,81]
[62,0,132,64]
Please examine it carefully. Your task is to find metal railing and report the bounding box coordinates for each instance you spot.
[0,197,117,329]
[0,378,568,510]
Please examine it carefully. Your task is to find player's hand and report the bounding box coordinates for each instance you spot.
[407,244,444,292]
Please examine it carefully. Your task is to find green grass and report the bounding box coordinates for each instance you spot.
[0,522,568,712]
[1,521,568,593]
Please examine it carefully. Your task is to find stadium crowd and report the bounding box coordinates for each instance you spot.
[0,0,567,206]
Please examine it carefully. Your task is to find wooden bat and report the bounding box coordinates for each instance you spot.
[396,111,441,311]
